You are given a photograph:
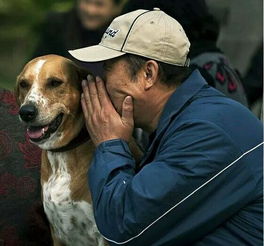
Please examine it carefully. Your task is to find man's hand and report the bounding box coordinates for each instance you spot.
[81,75,134,147]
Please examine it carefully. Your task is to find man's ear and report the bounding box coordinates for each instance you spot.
[143,60,159,90]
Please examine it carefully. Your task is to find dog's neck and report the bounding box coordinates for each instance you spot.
[48,127,90,153]
[43,128,94,202]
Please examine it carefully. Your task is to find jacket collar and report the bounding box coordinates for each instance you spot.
[156,69,207,136]
[140,69,207,166]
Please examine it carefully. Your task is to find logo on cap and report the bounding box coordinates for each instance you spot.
[103,27,120,39]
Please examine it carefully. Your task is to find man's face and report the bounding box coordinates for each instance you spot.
[77,0,119,30]
[103,58,145,126]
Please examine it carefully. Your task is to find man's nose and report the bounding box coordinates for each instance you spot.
[19,104,38,122]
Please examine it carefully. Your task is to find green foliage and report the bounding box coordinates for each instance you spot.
[0,0,74,89]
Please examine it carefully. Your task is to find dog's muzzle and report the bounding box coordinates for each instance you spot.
[19,104,38,122]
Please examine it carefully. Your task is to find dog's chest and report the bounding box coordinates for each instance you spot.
[43,152,104,246]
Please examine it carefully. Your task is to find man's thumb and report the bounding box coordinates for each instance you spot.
[122,96,134,126]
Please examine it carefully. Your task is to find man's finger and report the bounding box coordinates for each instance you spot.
[121,96,134,127]
[82,79,93,113]
[87,75,101,109]
[81,93,89,123]
[96,76,113,107]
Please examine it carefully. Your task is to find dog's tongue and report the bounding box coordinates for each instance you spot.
[27,126,48,139]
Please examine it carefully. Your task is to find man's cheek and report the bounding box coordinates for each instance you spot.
[113,100,122,114]
[110,97,123,114]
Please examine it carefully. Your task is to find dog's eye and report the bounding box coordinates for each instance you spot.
[48,79,63,88]
[19,80,29,88]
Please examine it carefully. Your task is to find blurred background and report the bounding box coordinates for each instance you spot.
[0,0,74,89]
[0,0,262,104]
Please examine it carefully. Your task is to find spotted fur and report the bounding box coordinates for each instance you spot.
[43,152,104,246]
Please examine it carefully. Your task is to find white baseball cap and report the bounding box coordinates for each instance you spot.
[69,8,190,66]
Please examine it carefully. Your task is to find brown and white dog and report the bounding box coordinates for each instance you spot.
[15,55,142,246]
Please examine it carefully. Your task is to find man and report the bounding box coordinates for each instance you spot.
[69,9,263,245]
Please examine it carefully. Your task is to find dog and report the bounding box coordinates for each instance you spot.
[15,55,142,246]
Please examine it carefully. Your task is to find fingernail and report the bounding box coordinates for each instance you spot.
[87,74,93,81]
[125,96,132,103]
[96,76,101,83]
[82,80,87,87]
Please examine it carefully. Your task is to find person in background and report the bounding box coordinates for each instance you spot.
[33,0,126,75]
[243,45,263,119]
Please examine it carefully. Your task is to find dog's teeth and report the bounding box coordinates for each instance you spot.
[42,128,45,134]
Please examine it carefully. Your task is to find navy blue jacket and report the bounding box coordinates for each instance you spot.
[88,70,263,245]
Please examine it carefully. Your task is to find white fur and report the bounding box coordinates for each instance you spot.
[22,84,49,109]
[21,59,48,111]
[43,152,105,246]
[34,59,46,81]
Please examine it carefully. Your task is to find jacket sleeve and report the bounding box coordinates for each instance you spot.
[88,121,259,245]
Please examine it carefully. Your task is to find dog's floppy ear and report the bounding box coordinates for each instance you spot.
[67,60,93,86]
[76,66,93,82]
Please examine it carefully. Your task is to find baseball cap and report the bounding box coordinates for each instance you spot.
[69,8,190,66]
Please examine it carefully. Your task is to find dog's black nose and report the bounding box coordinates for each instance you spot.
[19,104,38,122]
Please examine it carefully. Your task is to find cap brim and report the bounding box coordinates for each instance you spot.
[68,45,125,62]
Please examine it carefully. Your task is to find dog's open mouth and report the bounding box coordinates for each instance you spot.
[27,113,64,142]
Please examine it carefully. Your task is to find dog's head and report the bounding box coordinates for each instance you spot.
[15,55,91,150]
